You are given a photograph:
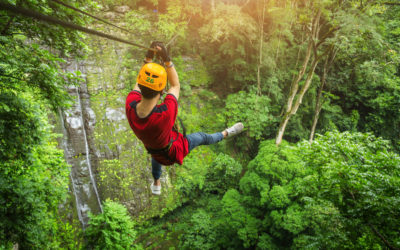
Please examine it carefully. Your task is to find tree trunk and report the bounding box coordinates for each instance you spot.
[309,68,327,143]
[285,40,313,113]
[276,113,291,145]
[275,9,322,145]
[290,57,320,115]
[276,55,320,145]
[275,0,290,65]
[257,0,266,95]
[309,97,322,142]
[309,47,337,143]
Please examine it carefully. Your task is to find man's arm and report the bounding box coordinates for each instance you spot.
[153,43,180,100]
[133,82,140,91]
[165,61,180,100]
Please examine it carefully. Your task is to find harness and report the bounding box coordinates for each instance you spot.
[176,117,186,137]
[145,117,186,163]
[128,94,186,163]
[146,137,174,160]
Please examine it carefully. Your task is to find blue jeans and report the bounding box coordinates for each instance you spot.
[151,132,223,180]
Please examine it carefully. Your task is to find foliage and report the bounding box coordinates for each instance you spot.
[1,0,400,248]
[112,2,400,249]
[175,147,217,199]
[0,35,80,109]
[85,200,137,249]
[343,37,399,149]
[179,209,217,250]
[176,148,242,200]
[198,2,258,90]
[311,2,400,149]
[1,0,90,57]
[298,131,400,248]
[219,131,400,249]
[223,90,274,140]
[0,0,90,247]
[98,159,136,201]
[156,1,189,42]
[0,94,73,248]
[204,153,242,194]
[0,92,41,162]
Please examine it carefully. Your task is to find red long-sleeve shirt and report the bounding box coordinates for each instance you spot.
[125,90,188,165]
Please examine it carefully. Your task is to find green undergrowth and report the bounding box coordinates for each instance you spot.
[134,194,222,250]
[133,146,244,249]
[134,131,400,249]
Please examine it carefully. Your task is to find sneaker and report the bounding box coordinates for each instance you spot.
[150,183,161,195]
[225,122,244,138]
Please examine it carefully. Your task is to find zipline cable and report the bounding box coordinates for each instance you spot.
[0,2,156,51]
[50,0,133,34]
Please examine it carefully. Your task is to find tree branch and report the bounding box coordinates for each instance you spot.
[316,26,340,48]
[369,224,399,250]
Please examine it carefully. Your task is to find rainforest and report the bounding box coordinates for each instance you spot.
[0,0,400,249]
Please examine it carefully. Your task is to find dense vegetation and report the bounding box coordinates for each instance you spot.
[1,0,399,249]
[0,0,93,248]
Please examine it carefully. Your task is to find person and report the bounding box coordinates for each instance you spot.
[125,42,243,195]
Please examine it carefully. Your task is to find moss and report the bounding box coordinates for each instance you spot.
[82,31,226,221]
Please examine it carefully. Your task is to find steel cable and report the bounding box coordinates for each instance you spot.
[50,0,133,34]
[0,2,156,51]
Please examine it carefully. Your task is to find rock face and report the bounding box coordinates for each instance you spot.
[103,12,119,20]
[58,19,176,227]
[57,8,211,227]
[59,61,102,227]
[114,5,130,14]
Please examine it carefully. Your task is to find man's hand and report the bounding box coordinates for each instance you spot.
[155,42,171,62]
[145,41,159,60]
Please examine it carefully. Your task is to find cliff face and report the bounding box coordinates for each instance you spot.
[59,52,176,226]
[57,6,211,227]
[59,75,102,227]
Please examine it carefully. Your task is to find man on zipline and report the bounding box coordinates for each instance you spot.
[125,42,243,195]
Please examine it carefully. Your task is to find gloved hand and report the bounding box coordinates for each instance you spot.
[155,42,171,62]
[145,41,159,59]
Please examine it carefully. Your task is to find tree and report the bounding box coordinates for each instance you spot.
[85,200,137,249]
[0,93,74,248]
[274,0,400,146]
[256,0,266,95]
[0,0,91,247]
[275,0,340,145]
[179,209,217,250]
[318,2,400,150]
[198,2,258,92]
[220,132,400,249]
[309,46,337,142]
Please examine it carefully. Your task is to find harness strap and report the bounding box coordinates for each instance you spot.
[146,140,172,155]
[177,117,186,137]
[145,134,178,163]
[145,117,186,162]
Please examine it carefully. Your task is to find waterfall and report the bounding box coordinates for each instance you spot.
[58,109,85,228]
[76,86,103,213]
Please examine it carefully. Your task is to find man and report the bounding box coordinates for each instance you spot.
[125,42,243,195]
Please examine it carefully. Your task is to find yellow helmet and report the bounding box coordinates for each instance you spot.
[137,63,167,91]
